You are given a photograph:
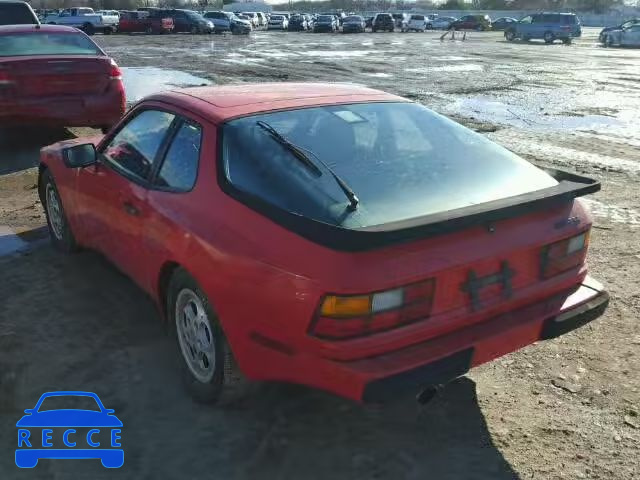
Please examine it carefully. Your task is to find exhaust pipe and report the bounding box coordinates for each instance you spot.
[416,385,442,405]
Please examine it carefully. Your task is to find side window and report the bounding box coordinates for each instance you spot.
[155,121,202,191]
[531,15,542,23]
[102,110,175,181]
[520,16,532,24]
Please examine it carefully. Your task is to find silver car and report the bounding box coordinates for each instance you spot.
[603,23,640,47]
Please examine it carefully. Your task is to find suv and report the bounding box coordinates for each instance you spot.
[450,15,491,31]
[505,13,581,44]
[0,0,39,25]
[372,13,394,32]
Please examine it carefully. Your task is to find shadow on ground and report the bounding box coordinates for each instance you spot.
[0,128,75,176]
[0,243,520,479]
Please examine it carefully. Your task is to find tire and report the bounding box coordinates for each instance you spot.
[476,25,483,31]
[146,26,154,35]
[168,268,248,404]
[83,23,95,35]
[562,38,572,45]
[605,35,614,47]
[544,31,555,44]
[190,25,199,35]
[505,29,516,41]
[40,169,78,253]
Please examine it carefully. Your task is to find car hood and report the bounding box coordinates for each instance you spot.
[16,410,123,427]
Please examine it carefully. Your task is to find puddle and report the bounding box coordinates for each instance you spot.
[121,67,212,102]
[582,199,640,226]
[431,64,483,72]
[364,72,393,78]
[450,97,623,131]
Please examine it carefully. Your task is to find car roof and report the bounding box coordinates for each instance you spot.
[0,24,78,33]
[147,83,404,123]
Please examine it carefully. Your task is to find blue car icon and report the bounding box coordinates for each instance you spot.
[16,391,123,468]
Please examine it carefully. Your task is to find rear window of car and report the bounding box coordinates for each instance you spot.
[344,16,362,22]
[377,14,392,20]
[317,15,333,21]
[0,2,38,25]
[221,102,557,229]
[0,32,102,56]
[411,15,425,20]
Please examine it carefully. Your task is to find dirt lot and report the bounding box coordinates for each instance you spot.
[0,28,638,479]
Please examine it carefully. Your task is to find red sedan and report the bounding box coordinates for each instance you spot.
[0,24,125,131]
[38,83,608,404]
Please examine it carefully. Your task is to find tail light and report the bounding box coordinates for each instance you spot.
[310,279,436,340]
[540,230,590,279]
[109,59,122,80]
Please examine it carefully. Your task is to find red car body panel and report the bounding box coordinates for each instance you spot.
[39,83,608,402]
[0,25,125,129]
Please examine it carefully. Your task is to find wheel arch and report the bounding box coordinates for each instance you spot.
[156,260,182,322]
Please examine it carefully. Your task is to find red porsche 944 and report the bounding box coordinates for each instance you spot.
[38,83,608,403]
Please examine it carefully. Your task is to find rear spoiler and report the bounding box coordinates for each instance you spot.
[224,167,600,252]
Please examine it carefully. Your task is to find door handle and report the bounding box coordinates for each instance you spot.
[122,201,140,217]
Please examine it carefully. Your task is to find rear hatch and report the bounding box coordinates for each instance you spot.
[0,56,112,99]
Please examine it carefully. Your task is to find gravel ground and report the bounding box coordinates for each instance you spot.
[0,27,638,479]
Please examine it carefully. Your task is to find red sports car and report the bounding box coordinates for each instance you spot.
[38,83,608,404]
[0,24,125,131]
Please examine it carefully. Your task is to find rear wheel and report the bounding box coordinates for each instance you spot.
[146,26,154,34]
[168,269,249,405]
[103,26,112,35]
[562,37,572,45]
[544,31,555,44]
[40,169,78,253]
[505,29,516,41]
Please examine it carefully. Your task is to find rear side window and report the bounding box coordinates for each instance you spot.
[155,121,202,191]
[0,2,38,25]
[411,15,424,20]
[0,32,102,57]
[562,15,577,25]
[102,110,176,181]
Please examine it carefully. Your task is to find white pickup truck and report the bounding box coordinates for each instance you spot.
[43,7,119,35]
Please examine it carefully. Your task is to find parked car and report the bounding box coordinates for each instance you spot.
[230,14,252,34]
[505,13,581,44]
[599,18,640,42]
[430,16,456,30]
[0,0,39,25]
[241,12,259,28]
[313,14,338,33]
[96,9,119,19]
[255,12,267,27]
[44,7,119,35]
[407,14,427,32]
[204,11,232,32]
[288,14,308,31]
[450,14,492,31]
[118,10,174,34]
[423,14,438,29]
[602,23,640,47]
[159,9,213,34]
[372,13,395,32]
[391,13,409,31]
[342,15,365,33]
[0,24,125,131]
[492,17,517,31]
[267,14,288,30]
[38,82,608,404]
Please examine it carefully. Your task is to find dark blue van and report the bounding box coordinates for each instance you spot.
[505,13,581,44]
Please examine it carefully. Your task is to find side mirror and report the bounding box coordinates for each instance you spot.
[63,143,97,168]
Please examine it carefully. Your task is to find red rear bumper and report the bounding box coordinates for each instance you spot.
[249,276,608,402]
[0,90,125,128]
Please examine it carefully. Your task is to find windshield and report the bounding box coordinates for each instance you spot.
[345,16,362,22]
[271,15,283,20]
[0,32,102,56]
[318,16,333,21]
[222,102,557,229]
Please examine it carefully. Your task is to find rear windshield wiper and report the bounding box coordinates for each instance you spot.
[256,121,359,211]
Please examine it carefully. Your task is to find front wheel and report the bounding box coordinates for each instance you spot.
[40,169,78,253]
[168,269,248,405]
[505,30,516,41]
